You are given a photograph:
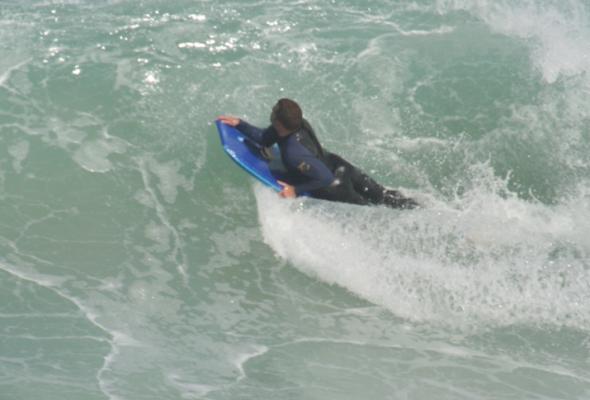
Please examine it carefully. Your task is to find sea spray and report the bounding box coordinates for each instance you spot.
[256,174,589,331]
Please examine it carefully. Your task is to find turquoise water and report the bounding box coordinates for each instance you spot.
[1,0,589,399]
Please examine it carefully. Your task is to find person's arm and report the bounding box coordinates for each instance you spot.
[288,155,335,195]
[235,120,278,147]
[217,116,278,147]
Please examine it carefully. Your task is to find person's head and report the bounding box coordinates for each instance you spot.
[270,98,302,136]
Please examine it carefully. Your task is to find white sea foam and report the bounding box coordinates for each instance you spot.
[146,156,193,204]
[144,220,171,252]
[254,178,590,331]
[8,140,30,174]
[233,345,269,382]
[187,14,206,22]
[143,71,159,85]
[177,41,207,49]
[114,59,133,90]
[19,112,130,174]
[72,135,127,173]
[136,156,189,280]
[388,22,455,37]
[166,373,217,399]
[0,260,127,400]
[0,58,30,87]
[436,0,590,84]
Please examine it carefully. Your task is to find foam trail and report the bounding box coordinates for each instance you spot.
[254,183,590,331]
[234,345,269,382]
[136,157,189,283]
[0,59,30,87]
[391,22,455,36]
[0,260,134,400]
[166,373,218,399]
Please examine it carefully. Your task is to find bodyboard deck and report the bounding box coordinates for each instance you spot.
[216,120,288,191]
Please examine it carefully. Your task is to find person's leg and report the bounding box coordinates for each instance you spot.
[326,153,420,209]
[326,153,387,203]
[310,162,370,206]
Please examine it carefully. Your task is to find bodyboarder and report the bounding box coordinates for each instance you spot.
[218,98,419,209]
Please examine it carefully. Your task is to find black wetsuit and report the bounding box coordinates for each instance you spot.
[236,119,419,209]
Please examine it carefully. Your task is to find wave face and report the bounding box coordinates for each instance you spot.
[1,0,589,399]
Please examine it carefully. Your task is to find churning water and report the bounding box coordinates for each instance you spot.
[1,0,589,399]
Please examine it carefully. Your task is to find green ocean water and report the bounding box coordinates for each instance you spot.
[1,0,589,399]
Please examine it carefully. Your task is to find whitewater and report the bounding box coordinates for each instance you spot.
[1,0,589,399]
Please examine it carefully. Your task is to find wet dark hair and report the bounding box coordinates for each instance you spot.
[271,98,303,131]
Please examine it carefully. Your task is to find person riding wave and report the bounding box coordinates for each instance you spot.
[218,98,419,209]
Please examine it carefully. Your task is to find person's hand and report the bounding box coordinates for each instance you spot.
[217,115,240,127]
[277,180,296,198]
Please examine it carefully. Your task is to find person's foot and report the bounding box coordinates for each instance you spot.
[382,189,420,209]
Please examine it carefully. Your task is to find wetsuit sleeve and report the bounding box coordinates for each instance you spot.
[235,120,278,147]
[290,155,335,195]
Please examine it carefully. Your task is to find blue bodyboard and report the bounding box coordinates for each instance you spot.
[216,120,289,191]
